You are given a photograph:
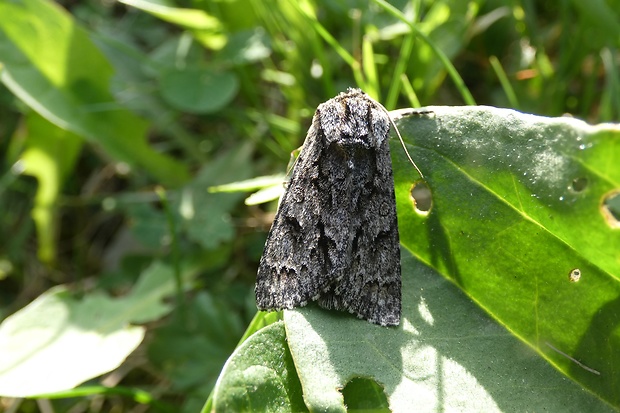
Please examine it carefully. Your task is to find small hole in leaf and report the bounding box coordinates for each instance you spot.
[601,190,620,229]
[568,268,581,282]
[410,181,432,214]
[571,177,588,192]
[342,377,390,412]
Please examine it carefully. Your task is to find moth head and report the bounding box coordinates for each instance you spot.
[316,94,390,149]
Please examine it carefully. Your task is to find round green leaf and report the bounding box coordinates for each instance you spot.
[159,68,238,114]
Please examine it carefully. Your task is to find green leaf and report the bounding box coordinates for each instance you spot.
[215,107,619,412]
[208,175,285,193]
[211,322,307,413]
[392,107,620,407]
[159,67,239,114]
[179,144,254,249]
[0,0,190,187]
[123,201,172,250]
[217,28,272,66]
[0,261,181,397]
[208,174,285,206]
[19,113,82,263]
[117,0,227,50]
[243,185,284,206]
[342,378,390,412]
[122,145,254,250]
[116,261,185,323]
[284,252,614,412]
[118,0,223,30]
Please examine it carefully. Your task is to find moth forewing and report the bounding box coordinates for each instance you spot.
[255,88,402,326]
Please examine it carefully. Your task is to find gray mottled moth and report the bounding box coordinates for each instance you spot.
[255,88,401,326]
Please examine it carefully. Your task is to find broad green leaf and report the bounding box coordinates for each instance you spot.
[0,286,141,398]
[0,0,189,187]
[211,322,307,413]
[122,144,253,250]
[392,107,620,407]
[19,113,82,263]
[215,107,619,412]
[178,144,254,249]
[285,252,612,412]
[0,262,180,397]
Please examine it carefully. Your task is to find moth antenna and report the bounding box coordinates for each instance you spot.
[388,115,424,179]
[367,94,424,178]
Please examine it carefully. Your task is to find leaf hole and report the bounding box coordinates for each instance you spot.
[410,180,432,215]
[568,268,581,282]
[601,189,620,229]
[570,177,588,193]
[342,377,390,412]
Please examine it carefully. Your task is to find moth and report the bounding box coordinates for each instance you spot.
[255,88,402,326]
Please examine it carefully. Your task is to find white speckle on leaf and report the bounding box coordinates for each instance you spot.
[531,148,567,186]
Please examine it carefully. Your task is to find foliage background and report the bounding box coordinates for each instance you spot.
[0,0,619,411]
